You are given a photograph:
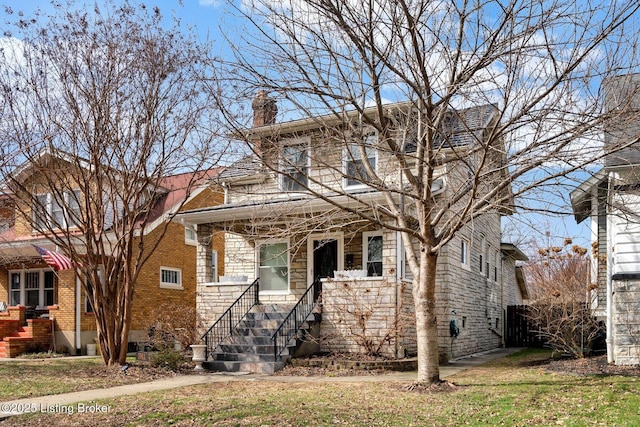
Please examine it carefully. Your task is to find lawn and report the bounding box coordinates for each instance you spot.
[0,357,181,400]
[2,349,640,426]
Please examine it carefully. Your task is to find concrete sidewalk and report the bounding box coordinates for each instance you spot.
[0,347,522,418]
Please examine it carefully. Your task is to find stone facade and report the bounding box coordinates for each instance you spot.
[186,98,520,362]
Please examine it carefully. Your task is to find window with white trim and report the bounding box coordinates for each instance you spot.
[258,241,289,292]
[33,190,81,230]
[211,250,218,282]
[8,269,56,308]
[363,231,383,277]
[160,267,183,289]
[460,238,470,267]
[344,133,377,188]
[479,235,485,274]
[185,224,197,245]
[10,272,20,306]
[494,250,499,281]
[280,141,309,192]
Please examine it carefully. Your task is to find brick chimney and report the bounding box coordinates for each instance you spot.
[252,90,277,127]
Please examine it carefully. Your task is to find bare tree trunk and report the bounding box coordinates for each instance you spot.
[415,245,440,383]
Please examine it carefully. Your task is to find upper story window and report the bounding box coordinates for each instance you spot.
[479,235,485,274]
[185,224,197,245]
[33,190,81,230]
[345,133,377,188]
[460,238,470,268]
[280,140,310,192]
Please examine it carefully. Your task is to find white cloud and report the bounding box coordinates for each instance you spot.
[199,0,220,7]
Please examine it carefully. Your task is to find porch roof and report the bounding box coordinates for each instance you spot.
[0,237,81,266]
[176,190,388,226]
[569,169,606,224]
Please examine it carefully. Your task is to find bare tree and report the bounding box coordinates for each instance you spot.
[212,0,640,383]
[0,1,222,365]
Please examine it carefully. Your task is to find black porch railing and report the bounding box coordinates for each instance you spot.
[271,279,322,361]
[201,278,259,359]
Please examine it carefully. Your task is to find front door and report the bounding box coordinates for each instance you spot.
[307,233,344,286]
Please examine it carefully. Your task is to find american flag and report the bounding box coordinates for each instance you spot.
[34,245,74,271]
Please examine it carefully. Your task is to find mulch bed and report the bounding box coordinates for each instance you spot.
[274,352,398,376]
[545,355,640,376]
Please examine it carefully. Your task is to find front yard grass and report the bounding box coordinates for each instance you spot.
[2,348,640,426]
[0,357,177,400]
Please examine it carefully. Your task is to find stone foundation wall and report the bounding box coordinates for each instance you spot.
[613,278,640,365]
[320,278,402,358]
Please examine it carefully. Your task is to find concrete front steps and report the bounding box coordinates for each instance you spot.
[203,304,319,374]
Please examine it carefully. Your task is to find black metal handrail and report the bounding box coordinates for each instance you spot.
[201,278,259,359]
[271,279,322,360]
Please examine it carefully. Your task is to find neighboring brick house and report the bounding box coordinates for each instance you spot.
[178,93,528,368]
[0,150,224,356]
[570,73,640,365]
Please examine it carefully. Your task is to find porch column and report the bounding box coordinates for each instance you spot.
[196,224,213,284]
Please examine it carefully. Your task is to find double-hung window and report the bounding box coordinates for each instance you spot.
[8,269,56,308]
[460,238,470,268]
[10,273,20,306]
[363,231,383,277]
[33,190,81,230]
[479,236,485,274]
[345,133,377,188]
[259,241,289,292]
[280,141,309,192]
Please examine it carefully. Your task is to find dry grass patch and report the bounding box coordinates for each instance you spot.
[3,349,640,426]
[0,358,188,400]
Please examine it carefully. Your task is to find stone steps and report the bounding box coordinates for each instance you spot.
[203,303,317,374]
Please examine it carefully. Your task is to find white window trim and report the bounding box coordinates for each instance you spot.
[363,231,384,277]
[279,137,311,192]
[160,266,183,290]
[211,250,218,283]
[33,190,81,231]
[460,238,470,270]
[257,239,291,294]
[479,235,485,274]
[185,224,198,246]
[8,269,55,309]
[343,132,378,190]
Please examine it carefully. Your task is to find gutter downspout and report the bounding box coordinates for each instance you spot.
[500,254,505,348]
[606,172,615,364]
[75,275,82,354]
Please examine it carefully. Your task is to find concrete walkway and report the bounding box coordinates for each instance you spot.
[0,347,522,419]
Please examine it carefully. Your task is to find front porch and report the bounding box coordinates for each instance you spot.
[194,219,414,354]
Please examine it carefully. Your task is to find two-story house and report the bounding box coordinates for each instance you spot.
[0,149,224,357]
[178,92,528,373]
[571,73,640,365]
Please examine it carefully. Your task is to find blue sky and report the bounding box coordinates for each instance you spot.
[1,0,595,253]
[3,1,224,35]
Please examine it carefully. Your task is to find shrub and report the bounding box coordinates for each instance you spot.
[151,349,184,371]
